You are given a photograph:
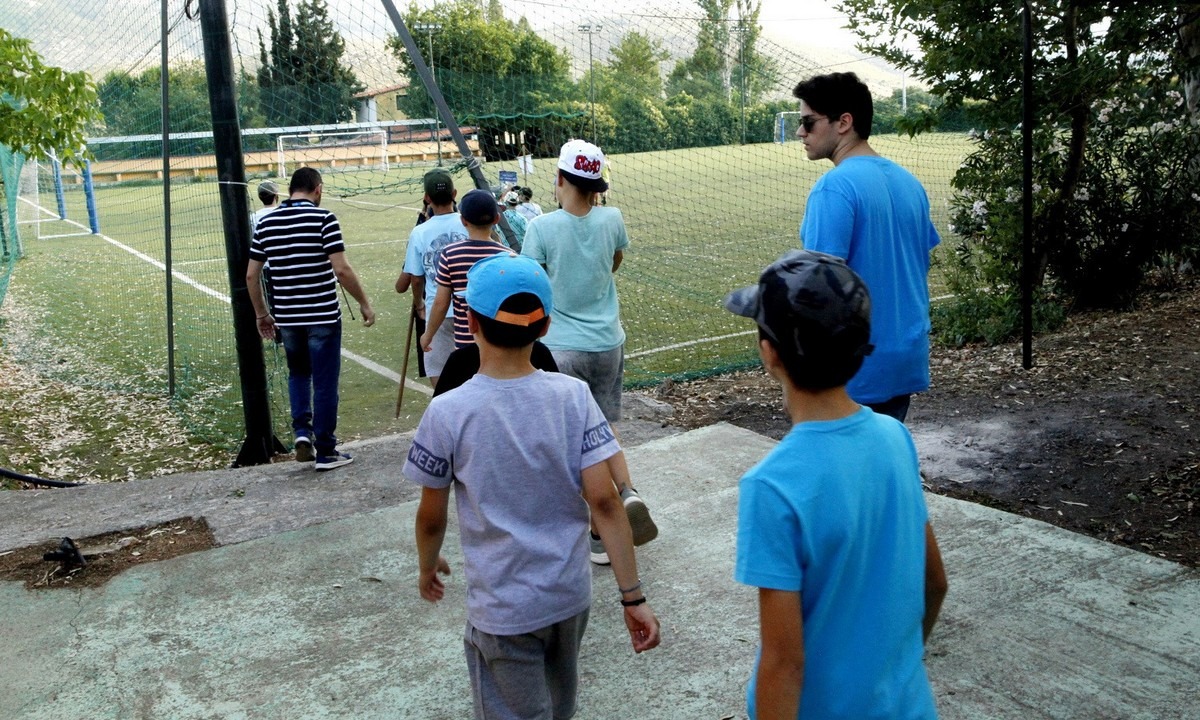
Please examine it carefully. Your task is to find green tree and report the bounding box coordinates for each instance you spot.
[606,31,669,101]
[95,63,264,160]
[839,0,1200,322]
[257,0,364,126]
[0,28,100,166]
[730,0,774,106]
[667,0,734,101]
[387,1,572,128]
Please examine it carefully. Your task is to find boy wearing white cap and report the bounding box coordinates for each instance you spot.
[521,139,658,563]
[406,253,660,719]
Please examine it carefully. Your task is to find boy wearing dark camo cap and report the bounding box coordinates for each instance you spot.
[724,250,948,719]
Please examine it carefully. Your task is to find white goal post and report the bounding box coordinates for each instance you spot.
[775,111,804,144]
[276,128,390,178]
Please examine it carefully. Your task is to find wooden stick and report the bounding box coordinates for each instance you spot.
[395,304,417,418]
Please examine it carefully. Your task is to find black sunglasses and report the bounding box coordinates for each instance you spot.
[799,115,828,132]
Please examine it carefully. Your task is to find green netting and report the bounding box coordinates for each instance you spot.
[2,0,969,449]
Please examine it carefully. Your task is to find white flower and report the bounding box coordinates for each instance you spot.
[1098,112,1109,123]
[1005,188,1020,203]
[1074,188,1090,201]
[1121,223,1129,232]
[971,200,988,218]
[1192,193,1200,202]
[967,128,979,139]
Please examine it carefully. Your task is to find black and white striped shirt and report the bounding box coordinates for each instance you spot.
[249,199,345,326]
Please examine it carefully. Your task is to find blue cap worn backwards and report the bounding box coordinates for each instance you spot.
[464,253,554,326]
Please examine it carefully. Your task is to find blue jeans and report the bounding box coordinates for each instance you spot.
[866,394,912,423]
[279,323,342,456]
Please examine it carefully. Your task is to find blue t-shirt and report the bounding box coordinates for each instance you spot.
[521,207,629,352]
[800,156,941,404]
[403,211,468,314]
[735,407,936,720]
[404,370,621,636]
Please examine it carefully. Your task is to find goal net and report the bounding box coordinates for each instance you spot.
[276,128,389,178]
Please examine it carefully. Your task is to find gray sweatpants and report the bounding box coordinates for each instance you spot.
[464,609,590,720]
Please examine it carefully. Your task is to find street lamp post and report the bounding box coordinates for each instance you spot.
[578,23,602,143]
[414,22,443,165]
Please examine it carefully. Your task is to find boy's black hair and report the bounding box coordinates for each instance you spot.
[559,168,608,194]
[289,167,323,194]
[759,321,868,392]
[473,292,549,348]
[257,184,279,206]
[792,72,874,140]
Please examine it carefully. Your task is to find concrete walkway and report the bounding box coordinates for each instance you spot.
[1,423,1197,719]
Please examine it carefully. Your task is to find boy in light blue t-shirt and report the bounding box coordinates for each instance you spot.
[521,138,658,565]
[724,250,948,719]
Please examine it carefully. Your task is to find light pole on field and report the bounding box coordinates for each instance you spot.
[733,23,749,145]
[414,22,443,165]
[578,23,603,143]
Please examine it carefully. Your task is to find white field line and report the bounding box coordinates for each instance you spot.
[15,196,430,396]
[33,232,93,239]
[627,329,757,359]
[331,197,423,212]
[346,238,405,248]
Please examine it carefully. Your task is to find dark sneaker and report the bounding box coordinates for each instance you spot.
[314,451,353,471]
[621,487,659,546]
[294,436,315,463]
[589,532,610,566]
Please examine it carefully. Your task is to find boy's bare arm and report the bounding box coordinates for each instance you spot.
[395,271,413,294]
[415,486,452,602]
[410,275,427,318]
[419,285,452,352]
[582,457,661,653]
[923,522,948,642]
[612,249,623,273]
[756,588,804,720]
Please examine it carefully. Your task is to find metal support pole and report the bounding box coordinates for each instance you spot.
[578,23,602,143]
[161,0,177,396]
[198,0,283,465]
[1021,1,1034,369]
[381,0,517,247]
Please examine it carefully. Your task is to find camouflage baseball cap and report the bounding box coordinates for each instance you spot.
[723,250,874,360]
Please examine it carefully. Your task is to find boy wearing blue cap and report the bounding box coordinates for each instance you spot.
[406,253,661,719]
[723,250,947,720]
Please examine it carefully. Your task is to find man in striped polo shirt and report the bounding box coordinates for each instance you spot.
[419,189,509,352]
[247,167,375,471]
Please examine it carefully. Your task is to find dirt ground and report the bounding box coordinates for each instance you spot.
[657,281,1200,567]
[0,517,215,589]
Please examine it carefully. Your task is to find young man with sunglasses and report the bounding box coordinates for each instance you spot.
[792,72,941,423]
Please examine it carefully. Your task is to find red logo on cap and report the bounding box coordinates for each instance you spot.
[573,155,601,175]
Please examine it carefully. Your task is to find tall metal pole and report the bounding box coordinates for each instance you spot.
[161,0,176,396]
[199,0,282,466]
[1021,1,1034,369]
[417,21,446,166]
[734,24,747,145]
[578,24,601,143]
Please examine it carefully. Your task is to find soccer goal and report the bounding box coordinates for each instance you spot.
[13,152,99,245]
[775,111,805,144]
[276,128,390,178]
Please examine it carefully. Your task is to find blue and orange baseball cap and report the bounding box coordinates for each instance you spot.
[464,253,553,326]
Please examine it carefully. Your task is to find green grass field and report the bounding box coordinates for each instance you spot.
[5,134,968,450]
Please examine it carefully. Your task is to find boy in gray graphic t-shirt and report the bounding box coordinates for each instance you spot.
[404,253,661,719]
